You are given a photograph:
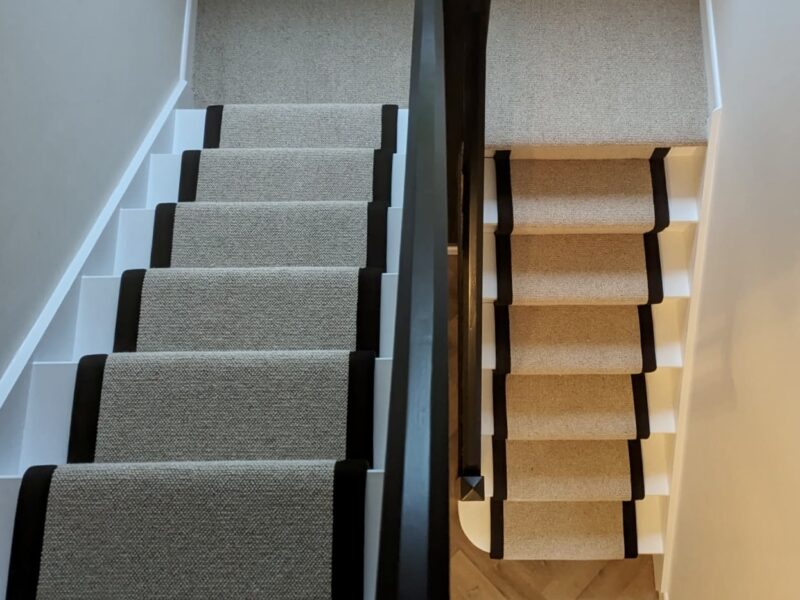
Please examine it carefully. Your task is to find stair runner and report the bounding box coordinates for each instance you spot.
[6,104,398,598]
[490,151,668,560]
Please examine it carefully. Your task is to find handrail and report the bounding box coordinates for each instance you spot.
[377,0,490,596]
[376,0,450,597]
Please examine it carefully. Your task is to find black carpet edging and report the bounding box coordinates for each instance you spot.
[6,465,57,599]
[347,351,375,464]
[494,305,511,375]
[380,105,399,153]
[203,105,224,149]
[113,269,146,353]
[332,460,368,599]
[650,148,671,233]
[150,203,176,268]
[644,232,664,304]
[489,498,504,559]
[494,150,514,305]
[177,150,201,202]
[373,149,393,206]
[637,305,657,373]
[491,436,507,500]
[627,440,645,501]
[366,202,388,271]
[67,354,107,463]
[357,268,382,353]
[492,372,508,440]
[622,501,639,558]
[631,374,651,440]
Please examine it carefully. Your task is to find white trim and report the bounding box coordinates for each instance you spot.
[179,0,197,82]
[701,0,722,111]
[659,107,723,595]
[0,80,186,410]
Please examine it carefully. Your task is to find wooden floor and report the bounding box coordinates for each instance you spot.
[447,257,658,600]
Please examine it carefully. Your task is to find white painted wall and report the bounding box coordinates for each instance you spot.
[664,1,800,598]
[0,0,186,377]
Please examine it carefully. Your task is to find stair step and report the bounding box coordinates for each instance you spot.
[156,201,385,269]
[184,148,382,204]
[71,351,373,463]
[499,439,641,502]
[7,461,366,598]
[497,305,655,375]
[116,267,381,354]
[499,374,648,440]
[206,104,397,150]
[492,500,637,560]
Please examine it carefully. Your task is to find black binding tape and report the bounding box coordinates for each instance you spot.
[490,498,504,559]
[347,352,375,464]
[637,305,657,373]
[373,149,394,205]
[631,374,651,440]
[644,232,664,304]
[150,203,176,268]
[178,150,201,202]
[380,105,399,153]
[332,460,368,599]
[622,501,639,558]
[494,305,511,375]
[366,202,388,271]
[203,105,224,149]
[492,372,508,440]
[492,436,507,501]
[357,268,382,353]
[650,148,670,232]
[67,354,107,463]
[113,269,145,353]
[6,465,57,599]
[628,440,645,500]
[495,150,514,305]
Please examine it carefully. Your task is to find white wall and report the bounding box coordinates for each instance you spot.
[665,1,800,598]
[0,0,186,377]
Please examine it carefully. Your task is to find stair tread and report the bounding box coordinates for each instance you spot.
[17,461,365,598]
[496,500,633,560]
[507,305,645,374]
[216,103,390,149]
[135,267,369,352]
[503,439,633,502]
[509,234,649,305]
[503,374,640,440]
[195,148,375,203]
[80,350,371,463]
[170,201,373,268]
[510,159,656,234]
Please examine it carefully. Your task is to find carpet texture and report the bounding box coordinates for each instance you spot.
[172,202,370,268]
[504,374,639,440]
[504,440,632,501]
[217,104,388,148]
[94,351,353,462]
[500,501,627,560]
[508,305,643,374]
[510,160,656,234]
[194,0,708,149]
[37,462,336,599]
[137,267,361,352]
[510,234,648,305]
[195,149,375,203]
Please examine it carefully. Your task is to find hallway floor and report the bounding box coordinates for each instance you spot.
[448,256,659,599]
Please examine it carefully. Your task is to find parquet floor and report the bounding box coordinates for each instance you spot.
[447,257,659,600]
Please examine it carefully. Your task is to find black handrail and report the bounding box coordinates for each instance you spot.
[377,0,490,596]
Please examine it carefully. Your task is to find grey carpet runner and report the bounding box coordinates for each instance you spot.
[6,103,396,598]
[490,150,668,560]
